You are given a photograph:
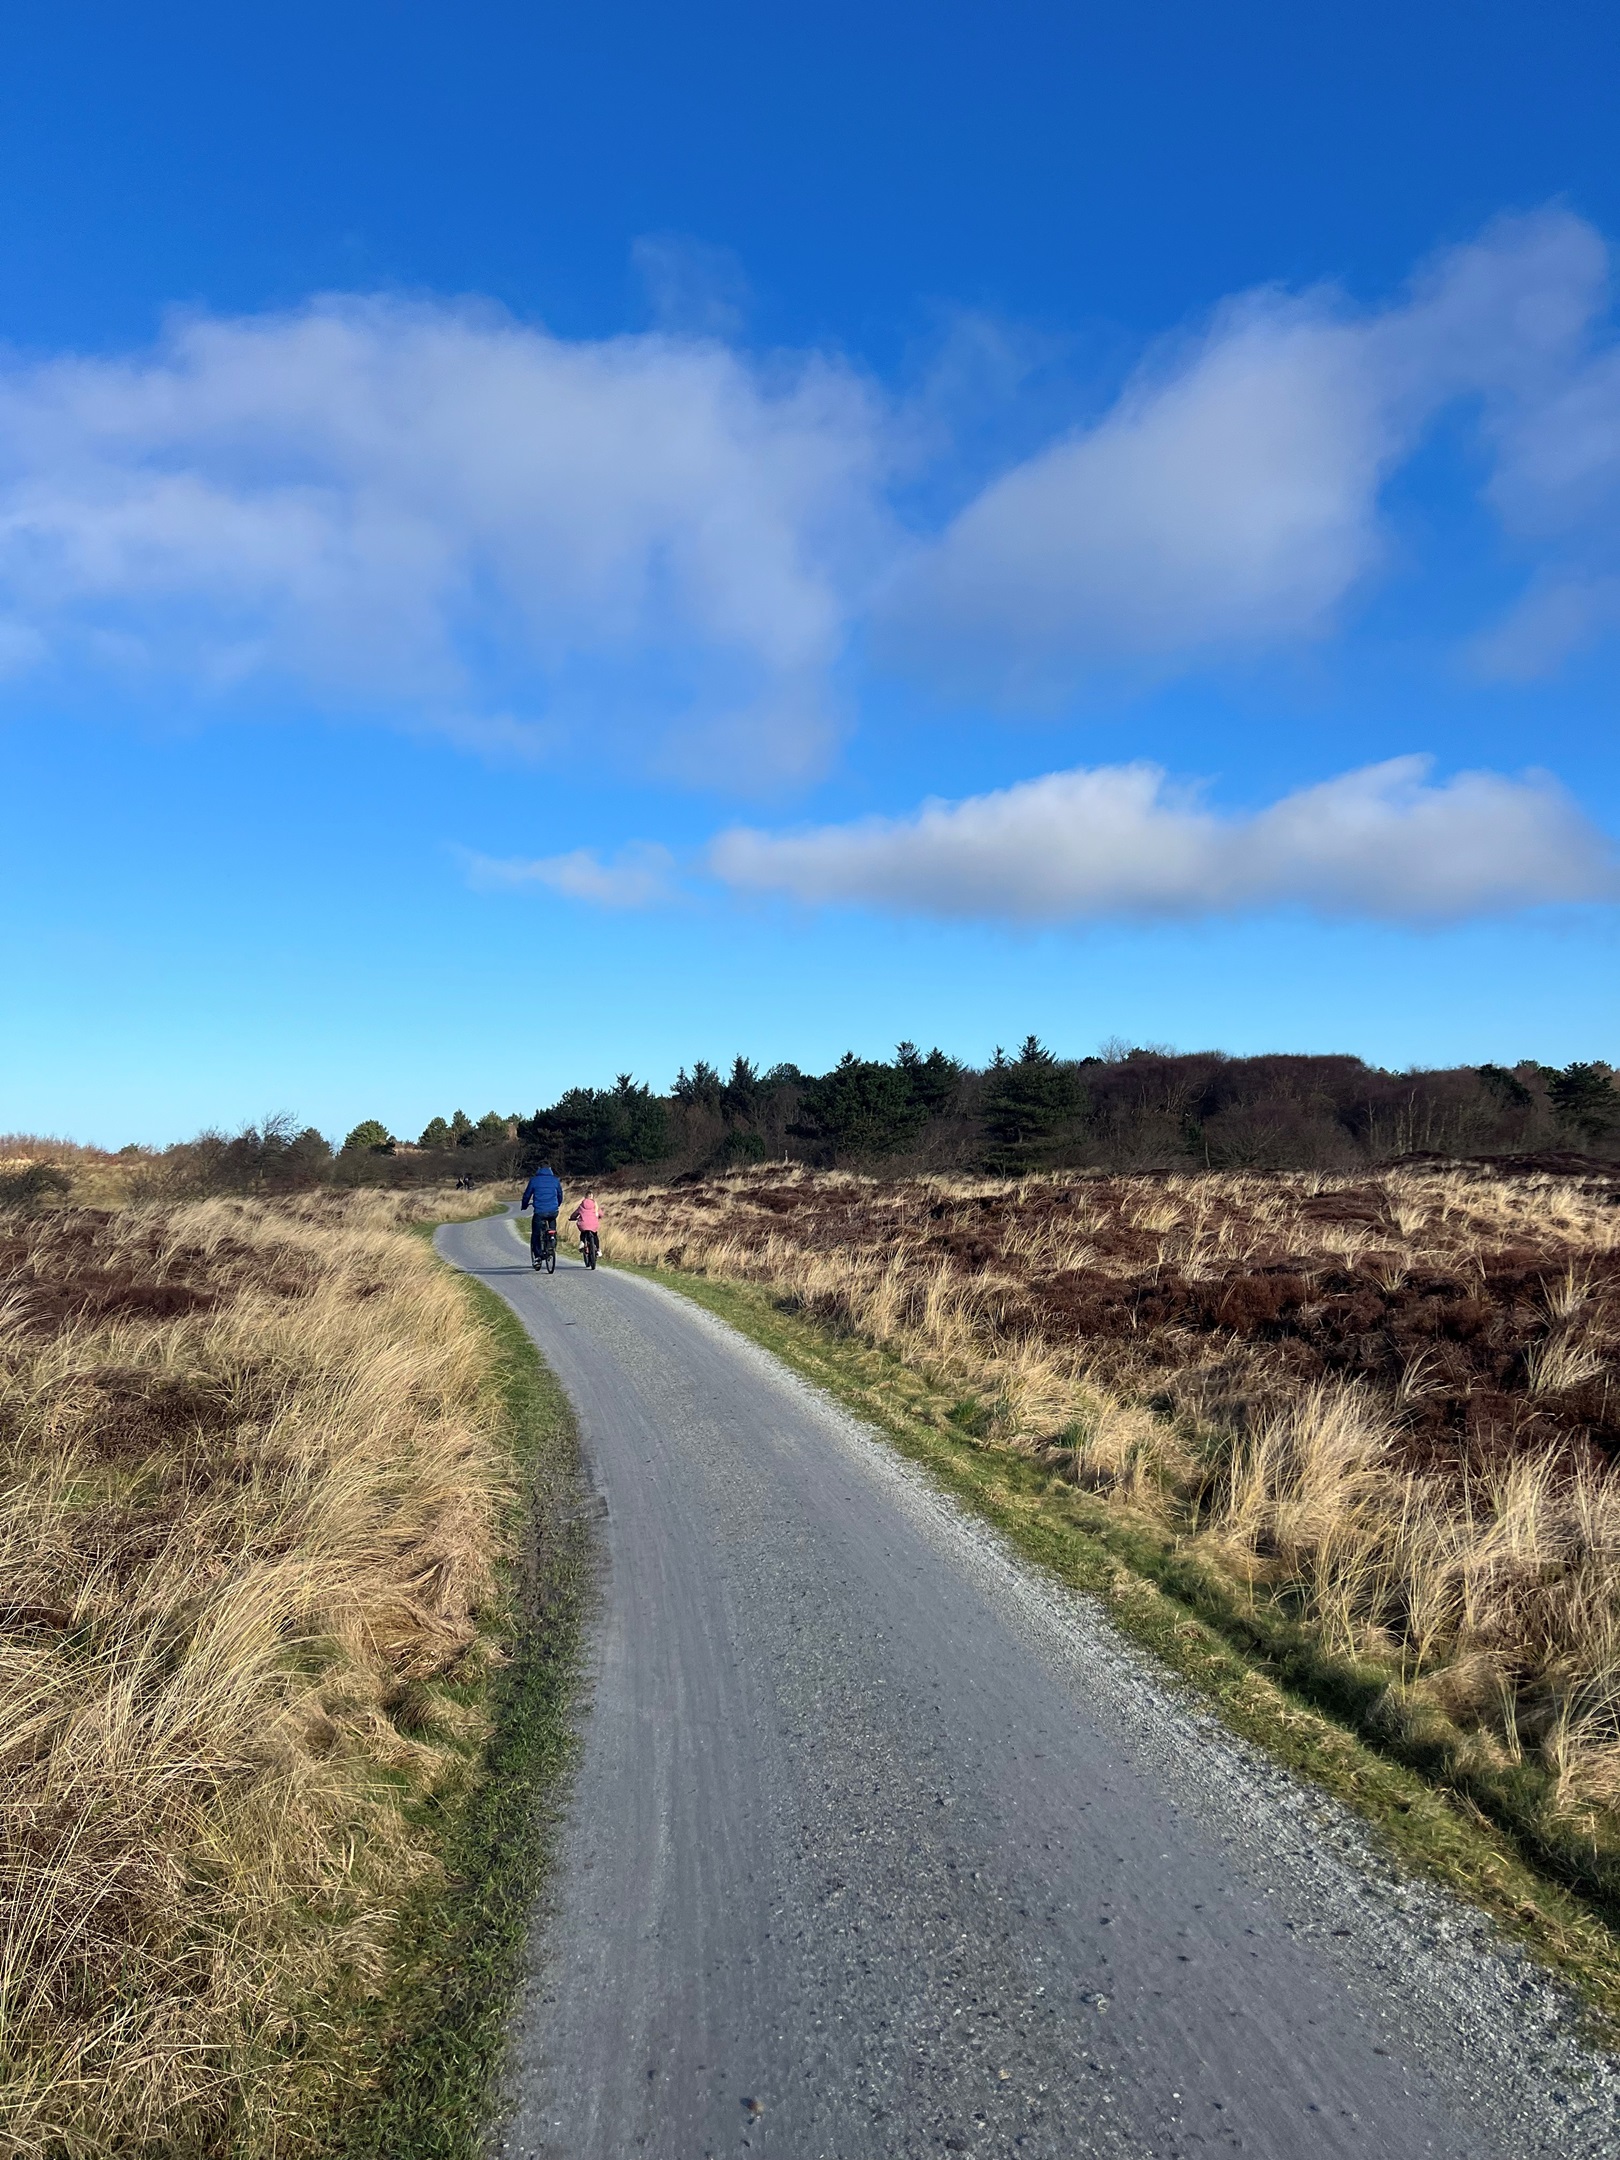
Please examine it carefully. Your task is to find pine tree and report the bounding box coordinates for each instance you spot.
[341,1119,393,1154]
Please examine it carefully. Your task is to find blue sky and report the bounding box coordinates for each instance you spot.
[3,0,1618,1147]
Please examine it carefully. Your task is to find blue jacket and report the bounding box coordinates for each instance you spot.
[521,1168,563,1216]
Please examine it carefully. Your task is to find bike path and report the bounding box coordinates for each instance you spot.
[437,1209,1615,2160]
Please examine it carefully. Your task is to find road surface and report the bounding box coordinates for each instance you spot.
[438,1210,1617,2159]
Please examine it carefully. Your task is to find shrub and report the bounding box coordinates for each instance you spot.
[150,1121,334,1196]
[795,1053,928,1158]
[1548,1062,1619,1141]
[0,1162,73,1209]
[983,1036,1088,1157]
[789,1044,960,1161]
[672,1061,724,1109]
[1478,1063,1534,1110]
[461,1111,512,1148]
[520,1075,669,1176]
[896,1041,961,1115]
[719,1129,767,1166]
[341,1119,394,1154]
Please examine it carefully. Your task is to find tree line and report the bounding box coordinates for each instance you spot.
[297,1041,1620,1190]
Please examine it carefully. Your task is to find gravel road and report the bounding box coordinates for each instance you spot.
[438,1211,1620,2160]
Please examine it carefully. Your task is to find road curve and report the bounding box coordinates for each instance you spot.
[438,1211,1617,2160]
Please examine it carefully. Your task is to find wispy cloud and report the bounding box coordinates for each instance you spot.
[1468,574,1620,681]
[708,757,1618,924]
[631,232,751,339]
[422,711,558,764]
[1470,324,1620,674]
[464,842,677,908]
[877,213,1618,694]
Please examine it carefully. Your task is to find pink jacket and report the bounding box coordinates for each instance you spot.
[573,1197,601,1232]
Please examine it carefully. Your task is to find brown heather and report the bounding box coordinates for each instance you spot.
[0,1186,495,2156]
[605,1161,1620,1821]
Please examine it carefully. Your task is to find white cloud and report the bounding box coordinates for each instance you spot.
[464,841,676,908]
[0,298,888,781]
[879,302,1396,687]
[1,209,1618,775]
[708,756,1617,923]
[878,213,1616,693]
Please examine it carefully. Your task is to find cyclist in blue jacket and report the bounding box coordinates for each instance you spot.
[520,1163,564,1268]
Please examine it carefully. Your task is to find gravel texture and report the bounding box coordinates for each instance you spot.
[439,1212,1620,2160]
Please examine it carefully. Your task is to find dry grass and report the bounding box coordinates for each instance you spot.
[0,1186,501,2157]
[604,1161,1620,1827]
[0,1141,139,1214]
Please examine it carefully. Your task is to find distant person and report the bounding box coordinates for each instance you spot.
[520,1162,564,1269]
[570,1192,601,1269]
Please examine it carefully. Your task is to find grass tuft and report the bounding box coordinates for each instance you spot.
[599,1162,1620,1843]
[333,1272,590,2160]
[0,1189,584,2158]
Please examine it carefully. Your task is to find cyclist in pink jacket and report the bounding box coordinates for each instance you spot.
[569,1193,601,1270]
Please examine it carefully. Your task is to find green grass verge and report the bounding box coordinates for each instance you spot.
[331,1261,593,2159]
[621,1259,1620,2043]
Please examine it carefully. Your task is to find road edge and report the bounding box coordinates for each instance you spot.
[330,1233,595,2160]
[616,1256,1620,2049]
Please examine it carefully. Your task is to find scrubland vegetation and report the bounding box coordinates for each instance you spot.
[6,1048,1620,2126]
[606,1159,1620,1900]
[0,1184,532,2157]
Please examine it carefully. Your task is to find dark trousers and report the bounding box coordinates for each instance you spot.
[530,1213,557,1257]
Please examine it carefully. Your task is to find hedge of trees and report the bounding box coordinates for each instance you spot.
[417,1042,1616,1179]
[648,1042,1616,1177]
[138,1044,1619,1195]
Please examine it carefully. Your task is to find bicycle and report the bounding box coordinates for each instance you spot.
[580,1228,600,1271]
[531,1216,558,1274]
